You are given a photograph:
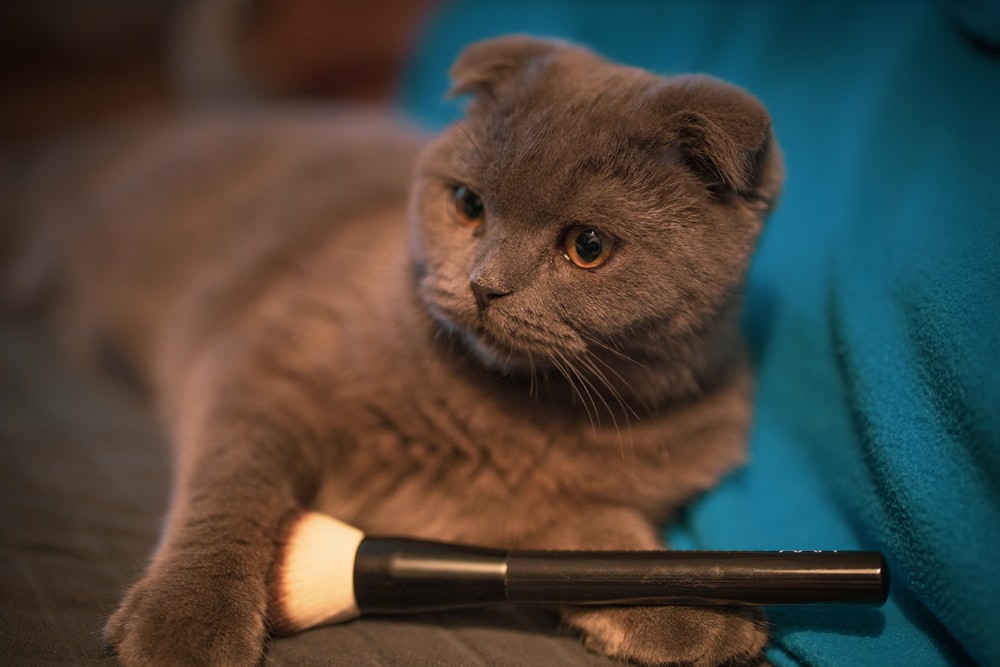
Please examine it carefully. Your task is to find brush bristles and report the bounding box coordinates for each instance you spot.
[267,511,365,635]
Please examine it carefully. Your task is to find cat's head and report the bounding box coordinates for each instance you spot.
[408,36,782,400]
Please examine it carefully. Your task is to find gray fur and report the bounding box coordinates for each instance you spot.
[2,36,782,667]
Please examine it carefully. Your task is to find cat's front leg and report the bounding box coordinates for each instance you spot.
[534,509,769,667]
[104,407,320,667]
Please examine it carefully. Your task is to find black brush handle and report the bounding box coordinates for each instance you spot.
[506,550,889,606]
[353,538,889,613]
[354,538,506,612]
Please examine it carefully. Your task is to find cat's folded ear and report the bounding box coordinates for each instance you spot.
[657,76,783,211]
[448,35,569,99]
[448,38,782,212]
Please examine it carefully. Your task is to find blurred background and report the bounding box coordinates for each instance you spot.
[0,0,437,149]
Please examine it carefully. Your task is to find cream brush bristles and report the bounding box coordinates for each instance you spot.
[267,512,365,635]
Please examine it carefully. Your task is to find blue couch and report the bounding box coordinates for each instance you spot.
[397,2,1000,665]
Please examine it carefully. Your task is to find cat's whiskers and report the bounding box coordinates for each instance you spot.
[577,353,632,419]
[548,349,600,434]
[527,351,539,400]
[577,336,650,419]
[574,351,635,457]
[583,332,646,371]
[549,347,633,456]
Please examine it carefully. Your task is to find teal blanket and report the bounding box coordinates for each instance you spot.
[398,2,1000,665]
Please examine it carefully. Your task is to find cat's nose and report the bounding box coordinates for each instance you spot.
[470,279,511,311]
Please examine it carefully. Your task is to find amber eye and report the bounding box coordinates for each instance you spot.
[563,226,613,268]
[453,186,485,226]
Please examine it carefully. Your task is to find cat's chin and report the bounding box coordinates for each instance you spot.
[429,311,536,376]
[460,329,537,376]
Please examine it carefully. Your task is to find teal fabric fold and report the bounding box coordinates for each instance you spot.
[397,2,1000,665]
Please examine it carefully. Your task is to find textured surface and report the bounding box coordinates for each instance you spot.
[0,324,619,665]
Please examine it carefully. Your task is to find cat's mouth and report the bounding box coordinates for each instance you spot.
[418,277,586,376]
[460,325,538,375]
[425,300,543,375]
[424,307,533,374]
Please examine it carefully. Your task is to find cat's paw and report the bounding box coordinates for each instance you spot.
[563,604,768,667]
[104,566,268,667]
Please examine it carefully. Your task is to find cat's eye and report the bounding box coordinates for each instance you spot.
[453,186,485,226]
[563,226,614,269]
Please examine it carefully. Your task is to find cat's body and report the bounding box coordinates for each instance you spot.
[2,37,781,667]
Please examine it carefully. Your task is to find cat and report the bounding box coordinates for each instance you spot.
[1,35,782,667]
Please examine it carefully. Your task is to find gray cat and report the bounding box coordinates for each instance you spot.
[2,36,782,667]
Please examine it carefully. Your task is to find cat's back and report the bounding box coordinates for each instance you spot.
[2,107,425,376]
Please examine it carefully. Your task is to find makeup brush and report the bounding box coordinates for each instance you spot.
[267,511,889,634]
